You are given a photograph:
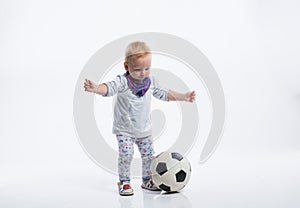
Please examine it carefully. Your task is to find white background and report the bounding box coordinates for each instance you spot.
[1,0,300,207]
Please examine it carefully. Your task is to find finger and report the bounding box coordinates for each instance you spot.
[86,81,92,86]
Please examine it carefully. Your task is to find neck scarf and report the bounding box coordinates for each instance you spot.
[124,71,151,97]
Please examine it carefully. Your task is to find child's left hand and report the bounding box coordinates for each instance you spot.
[185,90,196,102]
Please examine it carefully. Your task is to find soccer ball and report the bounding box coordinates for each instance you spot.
[150,151,191,192]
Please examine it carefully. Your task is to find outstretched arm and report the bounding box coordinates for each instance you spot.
[168,90,196,102]
[84,79,108,95]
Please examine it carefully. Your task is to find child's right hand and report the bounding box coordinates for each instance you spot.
[84,79,98,93]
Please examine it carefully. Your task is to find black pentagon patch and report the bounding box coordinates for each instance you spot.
[175,170,186,182]
[171,152,183,161]
[159,184,171,192]
[156,162,168,176]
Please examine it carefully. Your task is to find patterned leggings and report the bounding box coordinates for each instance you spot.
[117,135,154,182]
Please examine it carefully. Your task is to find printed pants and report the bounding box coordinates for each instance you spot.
[117,135,154,182]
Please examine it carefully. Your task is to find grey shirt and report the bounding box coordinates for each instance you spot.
[103,74,169,138]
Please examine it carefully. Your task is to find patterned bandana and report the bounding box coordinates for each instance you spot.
[124,71,151,97]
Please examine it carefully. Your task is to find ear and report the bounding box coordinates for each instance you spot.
[124,61,128,70]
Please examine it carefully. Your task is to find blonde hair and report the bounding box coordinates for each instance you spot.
[125,41,151,62]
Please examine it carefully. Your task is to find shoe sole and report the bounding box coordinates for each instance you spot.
[119,192,134,196]
[141,185,161,191]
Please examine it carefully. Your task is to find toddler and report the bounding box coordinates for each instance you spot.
[84,41,196,196]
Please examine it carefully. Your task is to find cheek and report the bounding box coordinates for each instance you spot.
[130,71,140,78]
[131,71,139,76]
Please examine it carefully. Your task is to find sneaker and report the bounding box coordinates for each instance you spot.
[141,179,161,191]
[118,181,134,196]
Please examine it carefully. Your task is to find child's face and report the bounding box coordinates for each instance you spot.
[124,54,151,81]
